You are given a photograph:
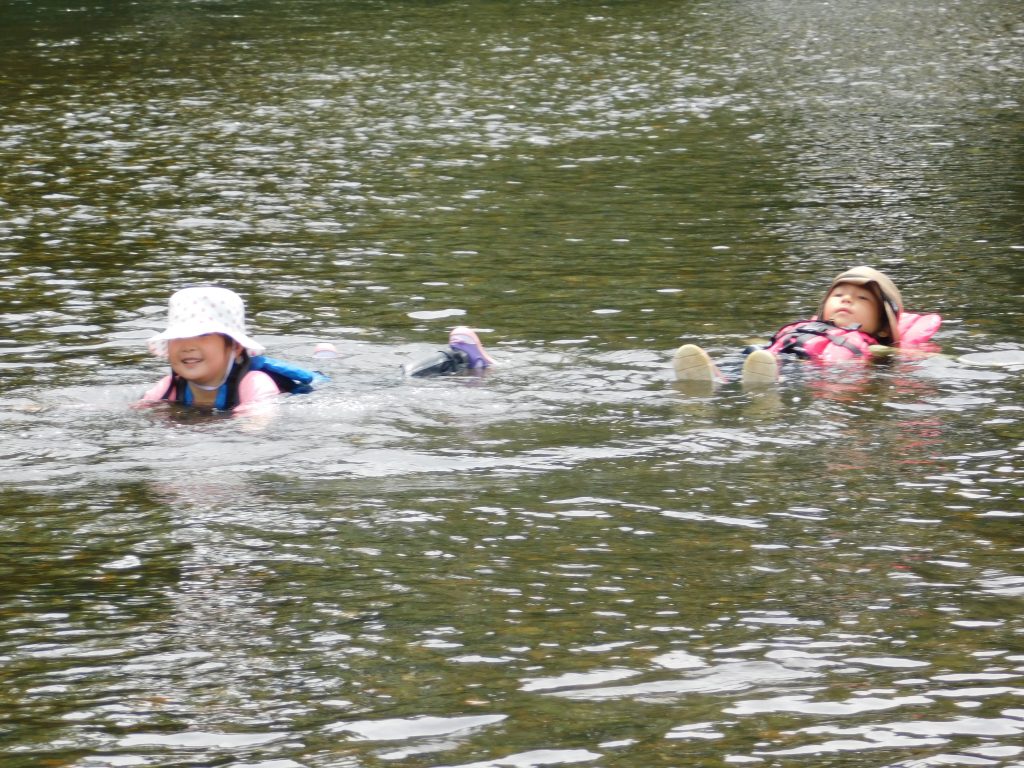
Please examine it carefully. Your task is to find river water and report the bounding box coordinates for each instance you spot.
[1,0,1022,766]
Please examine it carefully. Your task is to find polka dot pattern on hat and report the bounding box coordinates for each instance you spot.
[147,286,265,358]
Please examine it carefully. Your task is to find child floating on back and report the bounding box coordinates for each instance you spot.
[140,286,321,411]
[673,266,941,386]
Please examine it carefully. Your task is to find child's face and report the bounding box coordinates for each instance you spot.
[822,282,883,336]
[167,334,241,387]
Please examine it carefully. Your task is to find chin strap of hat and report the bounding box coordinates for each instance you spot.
[883,296,901,329]
[191,355,236,393]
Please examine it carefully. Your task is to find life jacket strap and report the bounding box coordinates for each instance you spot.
[220,354,251,410]
[769,321,867,358]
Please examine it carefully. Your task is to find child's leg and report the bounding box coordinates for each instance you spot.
[403,326,493,378]
[404,348,472,377]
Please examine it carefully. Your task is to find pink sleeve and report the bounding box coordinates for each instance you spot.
[898,313,942,346]
[140,375,174,402]
[236,371,282,404]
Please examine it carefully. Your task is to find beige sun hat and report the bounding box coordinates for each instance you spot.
[818,266,904,343]
[147,286,265,358]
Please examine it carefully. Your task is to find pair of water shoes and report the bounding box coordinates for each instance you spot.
[672,344,779,387]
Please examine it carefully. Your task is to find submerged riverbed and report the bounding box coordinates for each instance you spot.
[1,0,1022,766]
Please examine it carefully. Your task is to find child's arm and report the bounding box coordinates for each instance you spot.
[898,313,942,346]
[139,374,173,402]
[237,370,283,404]
[869,313,944,359]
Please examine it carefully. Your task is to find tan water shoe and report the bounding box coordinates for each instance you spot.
[741,349,778,387]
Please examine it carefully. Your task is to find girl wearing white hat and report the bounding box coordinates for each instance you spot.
[140,286,285,410]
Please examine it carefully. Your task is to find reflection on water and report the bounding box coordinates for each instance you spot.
[1,0,1022,766]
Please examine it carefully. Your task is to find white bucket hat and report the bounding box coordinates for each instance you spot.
[147,286,265,358]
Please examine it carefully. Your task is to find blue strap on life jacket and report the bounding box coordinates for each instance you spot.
[165,374,227,408]
[248,355,328,394]
[162,354,327,410]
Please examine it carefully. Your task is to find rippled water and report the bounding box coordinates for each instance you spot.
[1,0,1022,766]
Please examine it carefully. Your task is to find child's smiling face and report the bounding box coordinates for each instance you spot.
[822,281,883,336]
[167,334,240,388]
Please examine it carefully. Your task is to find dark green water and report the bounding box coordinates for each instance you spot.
[1,1,1022,766]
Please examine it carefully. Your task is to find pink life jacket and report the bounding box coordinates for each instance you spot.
[765,312,942,363]
[896,312,942,346]
[766,321,877,362]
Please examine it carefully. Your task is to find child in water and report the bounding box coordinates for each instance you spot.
[140,286,319,411]
[673,265,941,386]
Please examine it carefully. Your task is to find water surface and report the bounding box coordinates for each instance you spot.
[1,0,1022,766]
